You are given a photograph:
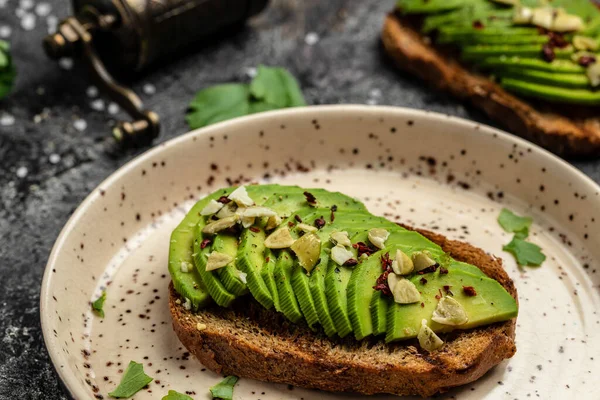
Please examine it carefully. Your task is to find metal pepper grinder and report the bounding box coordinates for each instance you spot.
[43,0,269,146]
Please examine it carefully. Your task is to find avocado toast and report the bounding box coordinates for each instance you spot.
[167,184,518,397]
[382,0,600,156]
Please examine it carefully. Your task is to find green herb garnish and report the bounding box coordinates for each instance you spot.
[498,208,532,239]
[162,390,193,400]
[502,237,546,267]
[209,376,239,400]
[0,40,16,100]
[186,65,305,129]
[91,291,107,318]
[109,361,153,398]
[498,208,545,267]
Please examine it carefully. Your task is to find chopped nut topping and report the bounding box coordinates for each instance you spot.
[206,251,233,271]
[196,322,207,331]
[391,277,421,304]
[391,249,414,275]
[264,227,296,249]
[297,223,318,233]
[432,296,469,326]
[200,199,225,216]
[368,228,389,249]
[202,215,239,234]
[265,215,282,230]
[228,186,254,207]
[417,319,444,352]
[331,244,355,266]
[330,230,352,247]
[290,232,321,273]
[412,251,438,272]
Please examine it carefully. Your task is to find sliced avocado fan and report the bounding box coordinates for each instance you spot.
[396,0,600,105]
[169,184,518,343]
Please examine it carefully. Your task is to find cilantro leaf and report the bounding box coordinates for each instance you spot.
[162,390,193,400]
[498,208,532,239]
[186,66,305,129]
[0,40,15,100]
[92,291,107,318]
[502,238,546,267]
[186,84,249,129]
[209,376,238,400]
[109,361,153,398]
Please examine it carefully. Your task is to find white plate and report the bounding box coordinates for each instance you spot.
[41,105,600,400]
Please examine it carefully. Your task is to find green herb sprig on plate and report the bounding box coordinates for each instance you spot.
[498,208,546,267]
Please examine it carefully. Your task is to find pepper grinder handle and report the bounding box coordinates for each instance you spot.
[44,10,160,146]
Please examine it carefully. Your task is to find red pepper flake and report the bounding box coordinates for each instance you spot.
[542,43,555,62]
[463,286,477,296]
[380,252,393,272]
[249,226,260,233]
[439,266,449,275]
[343,258,358,267]
[417,263,439,275]
[294,215,302,223]
[420,302,425,308]
[443,285,454,296]
[200,239,211,249]
[373,270,392,296]
[288,221,295,228]
[354,242,376,258]
[330,205,337,222]
[303,191,317,206]
[548,32,569,48]
[420,277,428,285]
[472,20,484,29]
[217,196,231,204]
[265,256,270,263]
[314,217,326,229]
[578,55,596,67]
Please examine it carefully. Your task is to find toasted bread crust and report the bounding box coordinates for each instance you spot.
[381,13,600,157]
[169,227,517,397]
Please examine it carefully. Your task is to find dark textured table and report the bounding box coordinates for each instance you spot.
[0,1,599,398]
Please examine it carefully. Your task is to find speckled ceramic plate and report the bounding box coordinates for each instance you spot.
[41,105,600,400]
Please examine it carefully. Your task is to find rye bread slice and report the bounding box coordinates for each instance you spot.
[169,226,517,397]
[381,13,600,157]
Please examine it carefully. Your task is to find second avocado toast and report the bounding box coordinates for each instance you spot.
[382,0,600,156]
[168,184,519,396]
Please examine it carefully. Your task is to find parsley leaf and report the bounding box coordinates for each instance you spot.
[502,238,546,267]
[0,40,16,100]
[209,376,238,400]
[162,390,193,400]
[498,208,532,239]
[109,361,153,398]
[91,291,107,318]
[186,66,305,129]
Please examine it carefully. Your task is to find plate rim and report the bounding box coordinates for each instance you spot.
[39,104,600,399]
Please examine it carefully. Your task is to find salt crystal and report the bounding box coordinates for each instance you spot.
[0,113,15,126]
[244,67,257,78]
[305,32,319,45]
[90,99,105,111]
[35,2,51,16]
[33,114,42,123]
[21,13,36,31]
[86,86,98,98]
[16,166,28,178]
[49,154,61,164]
[19,0,34,10]
[142,83,156,95]
[107,102,119,115]
[0,25,11,38]
[369,88,382,98]
[73,118,87,131]
[15,8,25,18]
[59,58,73,70]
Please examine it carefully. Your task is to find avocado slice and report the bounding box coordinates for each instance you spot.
[236,226,275,309]
[462,44,574,61]
[501,77,600,105]
[168,187,232,309]
[273,249,304,323]
[386,268,518,342]
[478,57,586,74]
[261,248,281,312]
[212,233,247,296]
[397,0,469,15]
[496,68,591,89]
